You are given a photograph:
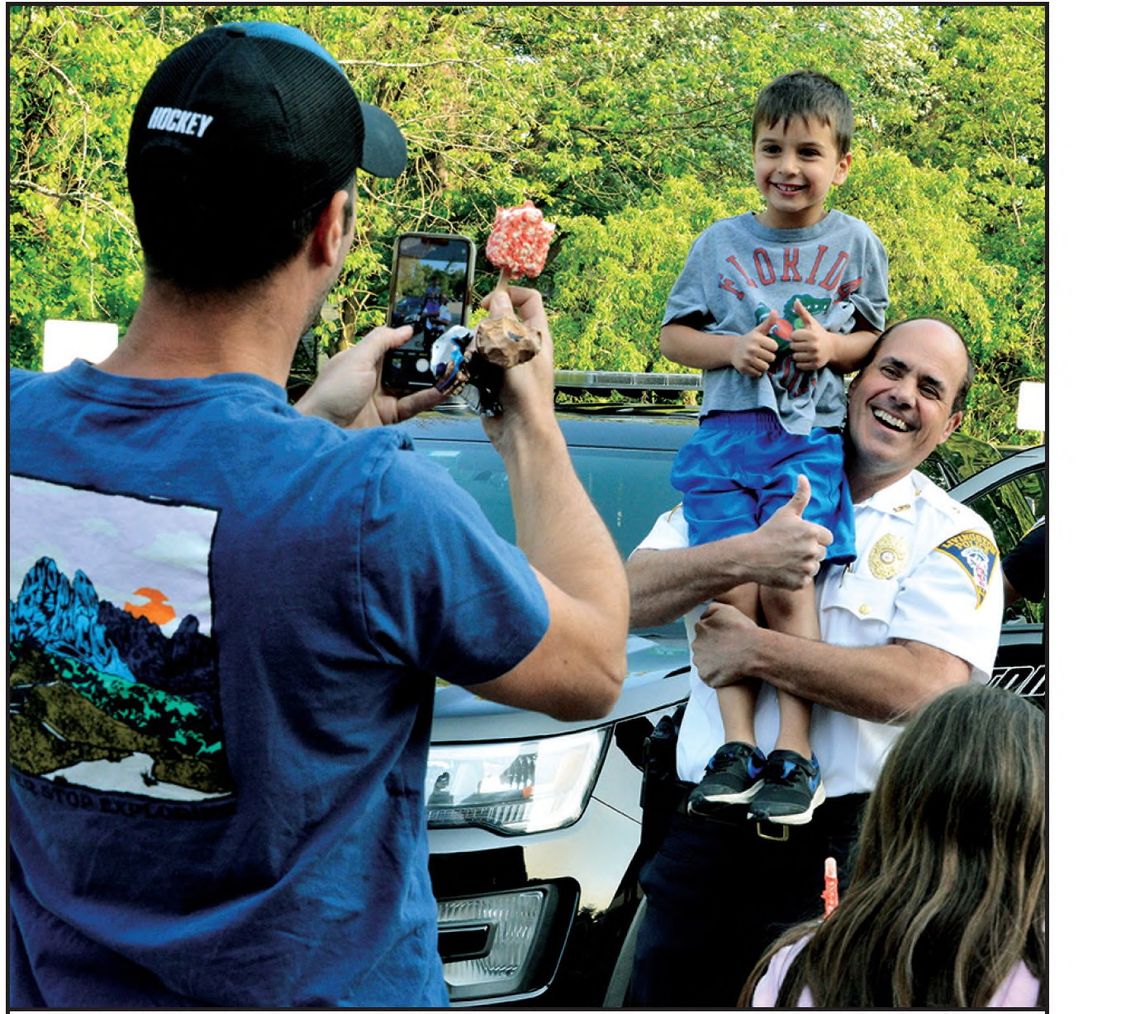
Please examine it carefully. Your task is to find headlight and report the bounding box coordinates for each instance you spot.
[425,728,607,834]
[437,886,559,1001]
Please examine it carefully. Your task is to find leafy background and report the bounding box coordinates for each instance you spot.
[8,4,1044,444]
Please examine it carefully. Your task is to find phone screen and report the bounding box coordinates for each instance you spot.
[383,233,475,392]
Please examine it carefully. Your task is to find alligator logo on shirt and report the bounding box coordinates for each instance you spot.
[8,476,231,801]
[755,294,832,398]
[753,293,832,350]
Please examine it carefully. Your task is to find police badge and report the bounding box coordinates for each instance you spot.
[868,534,907,579]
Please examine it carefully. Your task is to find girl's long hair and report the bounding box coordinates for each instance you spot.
[742,683,1045,1008]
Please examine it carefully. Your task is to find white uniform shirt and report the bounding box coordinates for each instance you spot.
[635,470,1003,797]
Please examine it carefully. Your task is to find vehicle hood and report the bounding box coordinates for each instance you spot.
[431,634,691,743]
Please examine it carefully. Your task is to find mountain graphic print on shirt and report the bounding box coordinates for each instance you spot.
[8,475,230,800]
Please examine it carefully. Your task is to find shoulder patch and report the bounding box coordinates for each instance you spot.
[935,531,998,607]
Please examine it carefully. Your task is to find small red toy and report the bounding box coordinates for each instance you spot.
[821,856,839,918]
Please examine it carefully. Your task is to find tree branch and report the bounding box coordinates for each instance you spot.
[25,48,91,112]
[339,57,500,71]
[10,179,136,235]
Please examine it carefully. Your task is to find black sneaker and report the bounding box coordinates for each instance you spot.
[748,750,825,826]
[687,742,766,819]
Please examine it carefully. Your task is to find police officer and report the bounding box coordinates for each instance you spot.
[626,318,1004,1008]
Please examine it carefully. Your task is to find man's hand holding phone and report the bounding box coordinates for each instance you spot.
[296,325,445,428]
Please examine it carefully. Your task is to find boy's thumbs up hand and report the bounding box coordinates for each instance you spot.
[789,298,835,371]
[731,310,780,377]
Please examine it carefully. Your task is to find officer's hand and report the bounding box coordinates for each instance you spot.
[692,601,762,689]
[742,475,833,590]
[295,325,444,428]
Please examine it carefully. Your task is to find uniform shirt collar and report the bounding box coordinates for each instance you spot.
[854,471,923,523]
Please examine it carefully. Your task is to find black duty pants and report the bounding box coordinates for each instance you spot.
[628,792,867,1008]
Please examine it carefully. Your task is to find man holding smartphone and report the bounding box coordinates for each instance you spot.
[8,22,627,1009]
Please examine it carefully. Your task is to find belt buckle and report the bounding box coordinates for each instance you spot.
[753,817,790,842]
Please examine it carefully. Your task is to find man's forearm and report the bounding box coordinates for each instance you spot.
[506,424,623,599]
[469,285,628,720]
[627,497,830,628]
[627,544,748,627]
[759,636,967,721]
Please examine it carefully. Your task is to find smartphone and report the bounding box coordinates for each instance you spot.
[380,232,477,394]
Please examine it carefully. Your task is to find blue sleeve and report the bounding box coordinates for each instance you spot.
[1002,519,1046,602]
[359,449,550,686]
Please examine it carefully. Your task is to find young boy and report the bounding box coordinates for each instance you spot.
[662,70,887,825]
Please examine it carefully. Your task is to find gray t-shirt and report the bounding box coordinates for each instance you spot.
[663,210,888,433]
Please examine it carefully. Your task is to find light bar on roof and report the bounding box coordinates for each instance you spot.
[553,370,701,392]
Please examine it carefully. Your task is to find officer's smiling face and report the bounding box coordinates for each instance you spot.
[846,320,966,500]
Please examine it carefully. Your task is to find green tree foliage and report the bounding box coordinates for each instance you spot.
[551,177,754,375]
[8,4,1044,443]
[8,7,167,367]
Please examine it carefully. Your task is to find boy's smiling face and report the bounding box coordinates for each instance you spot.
[753,115,852,229]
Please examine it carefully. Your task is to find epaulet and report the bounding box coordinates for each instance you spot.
[913,472,981,524]
[934,529,999,608]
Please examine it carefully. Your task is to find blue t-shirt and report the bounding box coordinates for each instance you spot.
[7,361,549,1007]
[664,210,888,433]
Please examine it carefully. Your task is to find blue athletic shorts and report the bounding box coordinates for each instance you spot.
[670,409,856,563]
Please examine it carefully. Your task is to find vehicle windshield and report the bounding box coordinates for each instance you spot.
[417,438,684,636]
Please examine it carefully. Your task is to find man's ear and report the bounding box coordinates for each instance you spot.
[310,190,352,268]
[940,410,964,443]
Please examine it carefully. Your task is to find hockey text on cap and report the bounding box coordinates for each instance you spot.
[147,106,215,139]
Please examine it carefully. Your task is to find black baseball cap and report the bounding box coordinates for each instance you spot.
[127,21,407,220]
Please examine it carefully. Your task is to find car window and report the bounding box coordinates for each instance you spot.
[420,441,516,538]
[964,466,1045,623]
[418,437,682,571]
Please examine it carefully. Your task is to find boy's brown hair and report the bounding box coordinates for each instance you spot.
[750,70,854,155]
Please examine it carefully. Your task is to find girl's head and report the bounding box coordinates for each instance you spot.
[754,684,1045,1008]
[858,681,1045,907]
